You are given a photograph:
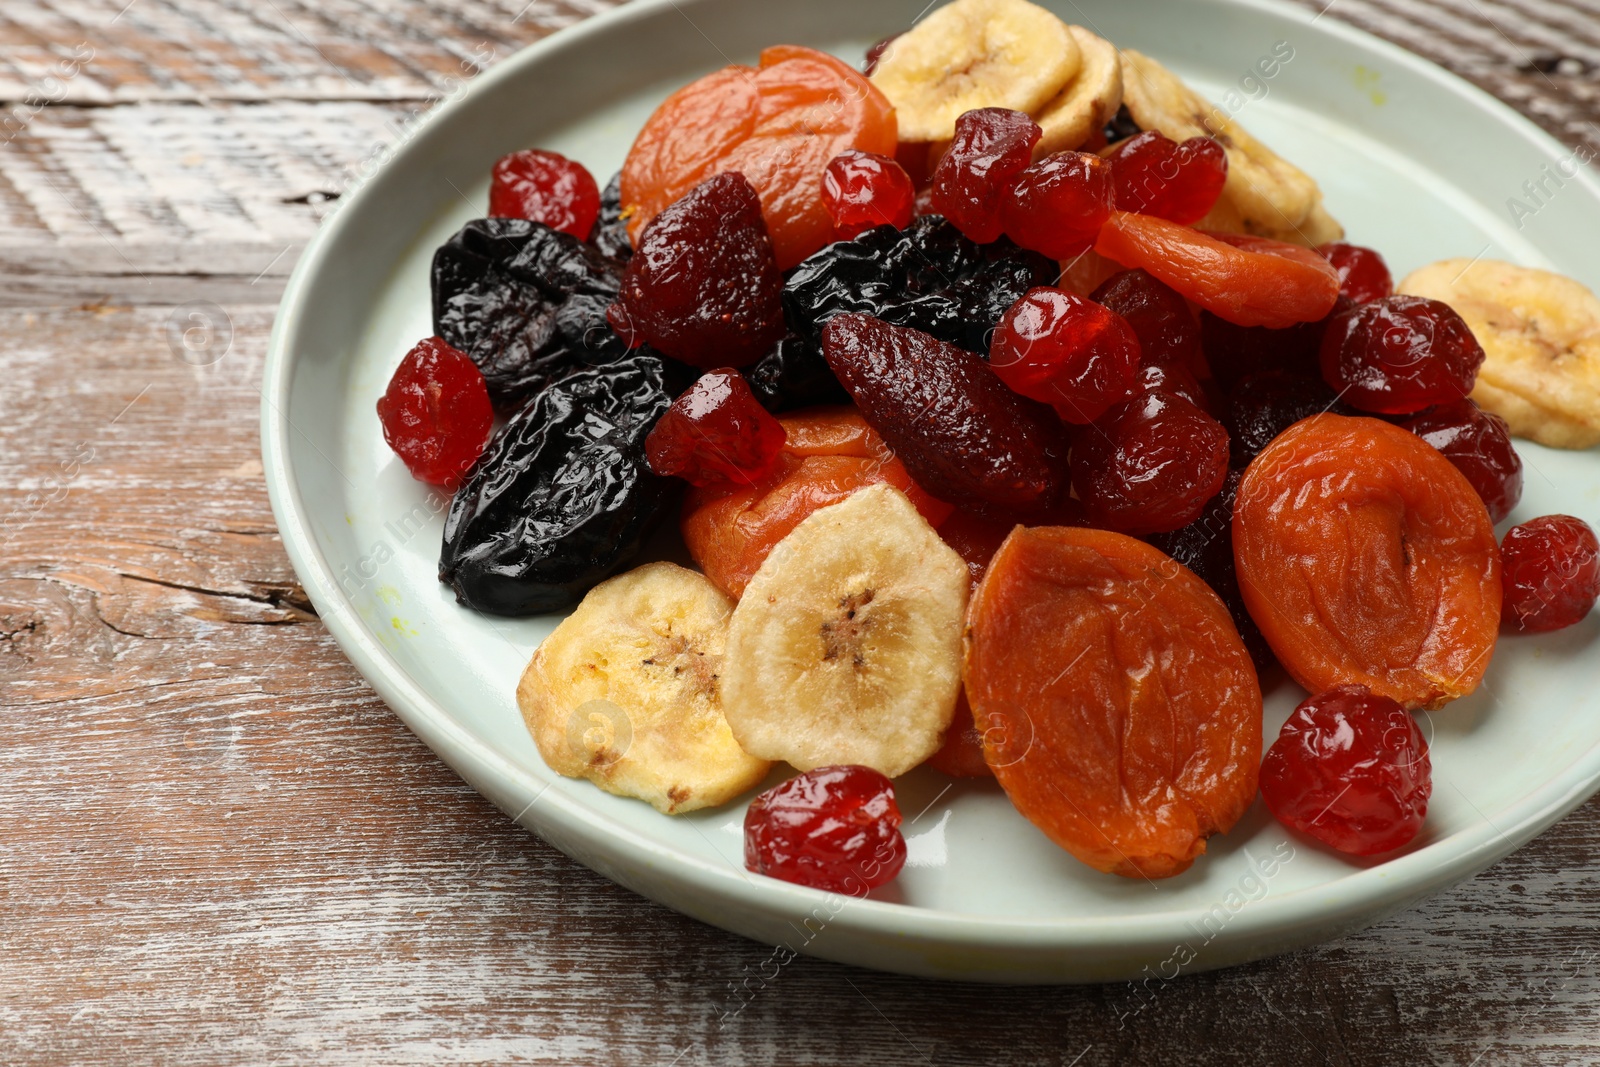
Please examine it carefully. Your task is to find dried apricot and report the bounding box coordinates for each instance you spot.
[965,526,1262,879]
[620,46,897,269]
[1234,414,1502,709]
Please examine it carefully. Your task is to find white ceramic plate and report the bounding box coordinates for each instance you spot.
[262,0,1600,982]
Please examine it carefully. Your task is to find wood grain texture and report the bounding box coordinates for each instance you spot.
[3,1,1600,1064]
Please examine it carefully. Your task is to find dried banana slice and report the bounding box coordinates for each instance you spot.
[1398,258,1600,449]
[1033,26,1124,158]
[722,484,969,778]
[1118,49,1342,247]
[517,561,770,814]
[870,0,1080,143]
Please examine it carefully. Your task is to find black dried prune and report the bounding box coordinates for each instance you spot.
[588,172,633,262]
[783,214,1054,359]
[745,334,850,413]
[432,217,627,414]
[1225,371,1346,465]
[439,354,676,616]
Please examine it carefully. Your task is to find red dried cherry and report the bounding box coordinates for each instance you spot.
[1260,684,1432,856]
[1136,360,1209,413]
[1070,389,1229,535]
[1402,400,1523,524]
[489,149,601,239]
[989,287,1140,423]
[645,369,787,488]
[1318,241,1393,304]
[1001,151,1115,259]
[1500,515,1600,633]
[1091,268,1206,376]
[1106,131,1228,225]
[822,149,916,239]
[607,172,786,368]
[744,765,907,893]
[376,337,494,489]
[1319,295,1485,414]
[931,108,1041,244]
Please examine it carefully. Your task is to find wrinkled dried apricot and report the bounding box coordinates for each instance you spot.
[620,46,897,269]
[1234,414,1502,709]
[965,526,1262,879]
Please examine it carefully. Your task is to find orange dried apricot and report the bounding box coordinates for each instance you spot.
[965,526,1262,879]
[621,46,897,269]
[1233,413,1502,710]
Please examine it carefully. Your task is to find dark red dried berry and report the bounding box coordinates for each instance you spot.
[607,172,786,368]
[1226,371,1344,465]
[1319,295,1486,414]
[863,34,899,76]
[1106,130,1228,225]
[645,369,787,488]
[1500,515,1600,633]
[822,313,1069,517]
[1070,389,1229,535]
[989,286,1140,424]
[489,149,602,239]
[1136,359,1209,412]
[376,337,494,488]
[1091,268,1206,376]
[1201,295,1353,389]
[1001,150,1115,259]
[1260,684,1432,856]
[1401,400,1523,524]
[1318,241,1392,304]
[931,108,1041,244]
[744,765,907,893]
[822,149,916,240]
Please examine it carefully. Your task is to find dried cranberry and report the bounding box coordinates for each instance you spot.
[1260,685,1432,856]
[1201,295,1353,389]
[645,369,787,488]
[608,172,786,368]
[1136,360,1209,412]
[1402,400,1523,524]
[1320,295,1485,414]
[489,149,601,239]
[1500,515,1600,633]
[1001,151,1115,259]
[1070,389,1229,535]
[931,108,1041,244]
[1226,372,1344,465]
[744,765,907,893]
[1318,241,1392,304]
[822,313,1069,517]
[1105,131,1228,225]
[376,337,494,488]
[1091,268,1206,376]
[863,34,899,76]
[823,150,916,240]
[989,287,1140,424]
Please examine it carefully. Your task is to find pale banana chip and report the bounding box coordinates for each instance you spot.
[518,561,770,814]
[1034,26,1123,158]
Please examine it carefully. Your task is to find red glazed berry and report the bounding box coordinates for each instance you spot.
[1106,131,1228,225]
[1402,400,1523,524]
[488,149,601,239]
[1001,151,1115,259]
[822,149,916,239]
[607,172,786,368]
[1091,268,1206,376]
[1135,359,1209,413]
[931,108,1041,244]
[1500,515,1600,633]
[1260,684,1432,856]
[645,369,787,488]
[1070,389,1230,535]
[1319,295,1486,414]
[1317,241,1393,304]
[376,337,494,489]
[989,286,1141,423]
[744,765,907,893]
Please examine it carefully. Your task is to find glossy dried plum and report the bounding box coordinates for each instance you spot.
[432,217,629,413]
[439,355,676,616]
[1200,295,1352,389]
[1225,371,1346,465]
[783,214,1054,359]
[588,172,633,262]
[745,334,850,412]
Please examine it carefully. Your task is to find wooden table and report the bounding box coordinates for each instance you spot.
[3,1,1598,1062]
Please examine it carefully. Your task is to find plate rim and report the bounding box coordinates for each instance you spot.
[260,0,1600,974]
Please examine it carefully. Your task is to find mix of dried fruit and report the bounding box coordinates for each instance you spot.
[373,0,1600,895]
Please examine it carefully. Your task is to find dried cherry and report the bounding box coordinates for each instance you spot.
[1000,151,1115,259]
[931,108,1041,243]
[1500,515,1600,633]
[744,765,906,893]
[823,150,916,239]
[1134,360,1209,412]
[489,149,601,239]
[1402,400,1523,524]
[645,369,787,488]
[1318,241,1392,304]
[1091,268,1206,376]
[989,287,1141,424]
[1071,390,1230,535]
[376,337,494,489]
[1319,295,1485,414]
[1106,131,1228,225]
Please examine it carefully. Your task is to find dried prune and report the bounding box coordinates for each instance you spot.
[439,355,676,616]
[1225,371,1345,465]
[588,172,633,262]
[432,217,628,414]
[744,334,850,412]
[822,313,1069,517]
[783,214,1054,358]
